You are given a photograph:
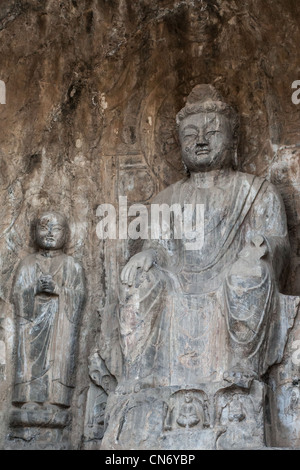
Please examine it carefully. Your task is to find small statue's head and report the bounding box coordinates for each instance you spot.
[290,388,299,405]
[184,391,193,403]
[176,84,239,173]
[35,211,68,251]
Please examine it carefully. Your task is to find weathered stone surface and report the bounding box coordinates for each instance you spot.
[0,0,299,450]
[100,84,299,449]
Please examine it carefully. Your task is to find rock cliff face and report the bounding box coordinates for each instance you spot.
[0,0,299,449]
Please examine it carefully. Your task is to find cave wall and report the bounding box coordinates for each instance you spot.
[0,0,299,449]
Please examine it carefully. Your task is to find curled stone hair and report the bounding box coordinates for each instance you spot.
[176,84,240,168]
[176,85,239,140]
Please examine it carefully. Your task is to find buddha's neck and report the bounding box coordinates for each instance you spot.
[189,168,234,188]
[38,249,64,258]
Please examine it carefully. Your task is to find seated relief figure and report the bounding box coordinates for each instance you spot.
[101,85,297,450]
[10,211,85,441]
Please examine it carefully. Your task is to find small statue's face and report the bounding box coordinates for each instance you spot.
[179,112,234,172]
[36,213,66,250]
[185,392,193,403]
[90,370,101,387]
[291,390,299,405]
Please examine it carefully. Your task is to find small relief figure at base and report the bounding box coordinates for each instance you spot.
[163,390,208,432]
[84,352,117,445]
[216,387,265,450]
[285,387,300,418]
[227,395,246,423]
[11,211,86,429]
[176,391,204,429]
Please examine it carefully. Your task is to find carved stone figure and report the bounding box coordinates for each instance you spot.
[163,389,208,434]
[286,388,300,416]
[216,383,265,450]
[83,351,117,449]
[9,211,85,448]
[265,301,300,448]
[101,85,298,450]
[176,391,202,428]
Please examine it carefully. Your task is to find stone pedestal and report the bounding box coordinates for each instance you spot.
[6,406,71,450]
[266,297,300,448]
[102,381,265,450]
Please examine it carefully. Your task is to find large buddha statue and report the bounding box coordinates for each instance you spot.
[101,85,297,450]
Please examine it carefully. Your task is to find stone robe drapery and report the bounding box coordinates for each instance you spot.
[118,170,291,389]
[12,252,85,407]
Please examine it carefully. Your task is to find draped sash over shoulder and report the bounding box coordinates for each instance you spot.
[119,171,290,386]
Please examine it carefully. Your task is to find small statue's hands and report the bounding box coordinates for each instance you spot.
[121,249,156,286]
[37,275,57,294]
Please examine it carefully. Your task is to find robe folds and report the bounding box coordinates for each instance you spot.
[12,252,85,407]
[118,171,292,387]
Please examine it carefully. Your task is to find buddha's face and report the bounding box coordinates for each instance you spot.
[36,213,67,250]
[179,112,235,172]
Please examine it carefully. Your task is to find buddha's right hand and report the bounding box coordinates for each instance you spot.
[121,249,156,286]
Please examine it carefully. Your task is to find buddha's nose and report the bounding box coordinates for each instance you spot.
[196,132,208,146]
[196,141,208,148]
[195,140,208,150]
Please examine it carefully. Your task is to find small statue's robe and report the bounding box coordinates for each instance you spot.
[12,252,85,407]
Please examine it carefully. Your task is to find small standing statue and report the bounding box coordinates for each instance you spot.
[10,211,85,448]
